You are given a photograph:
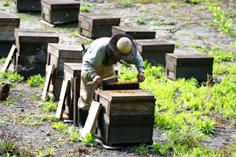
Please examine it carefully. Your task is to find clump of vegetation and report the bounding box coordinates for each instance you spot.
[38,97,58,112]
[0,57,6,64]
[3,1,10,6]
[120,0,132,6]
[131,143,149,153]
[35,114,57,122]
[1,98,17,106]
[0,71,24,83]
[81,133,97,146]
[51,121,68,131]
[80,5,92,13]
[27,74,45,87]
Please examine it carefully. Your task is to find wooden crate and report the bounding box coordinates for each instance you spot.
[15,0,41,11]
[14,52,46,78]
[0,14,20,57]
[165,53,214,81]
[47,44,83,98]
[14,29,59,77]
[64,63,83,122]
[41,0,80,24]
[136,39,175,65]
[112,26,156,39]
[94,89,155,145]
[78,13,120,39]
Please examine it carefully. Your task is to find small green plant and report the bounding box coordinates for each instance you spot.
[3,1,10,6]
[0,57,6,64]
[51,121,68,131]
[80,5,92,13]
[1,71,24,83]
[81,133,97,146]
[175,43,179,48]
[153,142,162,153]
[70,132,80,142]
[35,114,57,122]
[120,0,132,6]
[198,117,216,135]
[168,1,181,9]
[138,6,150,13]
[131,143,149,153]
[0,98,17,106]
[45,147,54,156]
[38,97,58,112]
[27,74,45,87]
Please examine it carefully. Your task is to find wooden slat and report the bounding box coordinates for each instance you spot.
[1,44,16,72]
[81,101,101,137]
[56,79,70,120]
[73,77,78,126]
[42,64,55,100]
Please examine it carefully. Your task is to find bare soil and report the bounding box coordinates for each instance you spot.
[1,0,236,156]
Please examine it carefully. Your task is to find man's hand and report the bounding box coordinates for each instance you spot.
[93,75,102,85]
[137,71,145,82]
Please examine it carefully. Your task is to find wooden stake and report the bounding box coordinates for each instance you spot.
[2,44,16,72]
[42,64,55,100]
[81,101,101,137]
[56,79,70,120]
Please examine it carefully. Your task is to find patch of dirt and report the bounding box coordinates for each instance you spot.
[1,0,236,156]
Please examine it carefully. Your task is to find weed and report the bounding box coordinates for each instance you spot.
[28,95,41,101]
[120,0,132,6]
[0,57,6,64]
[153,142,162,153]
[35,114,57,122]
[0,98,17,106]
[27,74,45,87]
[131,143,149,153]
[175,43,179,48]
[70,132,80,142]
[3,1,10,6]
[7,72,24,83]
[51,121,68,131]
[38,97,58,112]
[80,5,92,13]
[81,133,97,146]
[138,6,151,13]
[168,1,181,9]
[45,147,54,156]
[198,117,216,135]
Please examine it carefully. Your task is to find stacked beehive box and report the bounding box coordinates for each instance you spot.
[112,26,156,39]
[0,14,20,57]
[165,53,214,81]
[136,39,175,65]
[41,0,80,24]
[47,43,84,98]
[15,0,41,11]
[63,63,83,123]
[14,29,59,77]
[94,88,155,146]
[78,13,120,39]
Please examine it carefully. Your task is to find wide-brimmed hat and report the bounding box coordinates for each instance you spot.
[109,33,137,61]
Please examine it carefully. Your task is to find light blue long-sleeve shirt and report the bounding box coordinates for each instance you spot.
[83,37,145,78]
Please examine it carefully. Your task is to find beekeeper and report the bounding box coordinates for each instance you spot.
[78,33,145,130]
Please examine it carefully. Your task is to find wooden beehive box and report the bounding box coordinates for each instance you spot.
[165,53,214,81]
[112,26,156,39]
[41,0,80,24]
[94,88,155,146]
[64,63,83,122]
[14,29,59,77]
[78,13,120,39]
[0,14,20,57]
[47,43,84,98]
[136,39,175,65]
[15,0,41,11]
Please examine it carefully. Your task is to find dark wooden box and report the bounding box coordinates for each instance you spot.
[47,43,83,98]
[165,53,214,81]
[0,14,20,57]
[15,0,41,11]
[41,0,80,24]
[14,52,46,78]
[136,39,175,65]
[112,26,156,39]
[64,63,83,122]
[94,89,155,145]
[78,13,120,39]
[14,29,59,77]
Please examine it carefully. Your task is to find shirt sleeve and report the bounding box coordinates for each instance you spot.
[83,38,110,78]
[128,52,145,72]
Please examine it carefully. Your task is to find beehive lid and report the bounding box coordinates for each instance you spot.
[79,13,120,25]
[112,26,155,33]
[0,13,20,25]
[42,0,80,10]
[48,43,87,59]
[64,63,83,78]
[14,29,59,43]
[136,39,175,52]
[166,53,214,66]
[98,89,155,101]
